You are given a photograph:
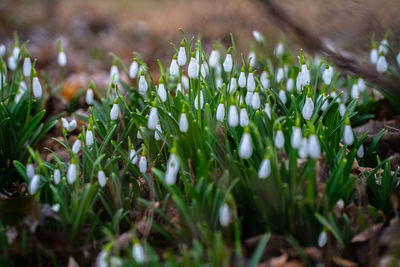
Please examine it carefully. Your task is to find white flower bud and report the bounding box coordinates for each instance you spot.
[296,72,302,92]
[229,77,237,93]
[378,39,388,55]
[68,119,77,132]
[291,127,302,149]
[239,132,253,159]
[298,137,309,158]
[370,48,378,64]
[148,107,159,130]
[357,78,366,92]
[275,130,285,149]
[216,103,225,122]
[109,65,119,84]
[129,61,139,78]
[139,156,147,174]
[286,78,294,92]
[188,56,198,79]
[245,92,253,106]
[219,204,231,226]
[252,30,263,43]
[240,108,249,127]
[357,145,364,158]
[86,89,94,105]
[251,92,260,109]
[52,203,60,212]
[32,77,43,99]
[23,57,32,77]
[274,42,284,57]
[67,164,77,184]
[351,83,359,99]
[177,46,186,66]
[8,56,16,70]
[248,52,256,68]
[376,55,387,73]
[258,158,271,179]
[165,153,179,185]
[223,54,233,73]
[279,90,287,105]
[26,164,35,179]
[137,127,144,139]
[12,47,20,59]
[238,71,246,88]
[397,52,400,67]
[301,64,310,86]
[98,170,106,187]
[200,62,208,78]
[322,66,333,85]
[321,96,329,111]
[343,125,354,145]
[216,77,223,88]
[132,243,145,264]
[264,103,271,119]
[228,105,239,127]
[247,72,255,92]
[261,71,270,89]
[86,130,94,147]
[302,97,314,121]
[154,124,163,140]
[138,74,148,95]
[54,169,61,184]
[167,59,178,77]
[194,91,204,110]
[209,50,220,68]
[72,139,81,154]
[29,174,40,195]
[96,250,109,267]
[182,76,189,90]
[57,51,67,67]
[179,113,188,133]
[0,44,5,57]
[157,83,167,103]
[318,231,327,247]
[130,149,138,164]
[339,103,346,117]
[110,103,119,121]
[276,68,284,83]
[308,135,321,158]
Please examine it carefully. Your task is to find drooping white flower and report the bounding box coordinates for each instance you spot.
[275,130,285,149]
[318,231,328,247]
[228,105,239,127]
[291,127,302,149]
[239,131,253,159]
[154,124,163,140]
[264,103,271,119]
[308,134,321,158]
[29,174,40,195]
[247,72,255,92]
[129,60,139,78]
[32,77,43,99]
[182,75,189,90]
[223,52,233,73]
[248,51,256,68]
[86,89,94,105]
[157,83,167,103]
[165,153,179,185]
[148,107,159,130]
[138,73,148,95]
[258,158,271,179]
[357,78,366,92]
[302,96,314,121]
[26,164,35,179]
[343,124,354,145]
[96,250,109,267]
[57,51,67,67]
[357,145,364,158]
[322,66,333,85]
[72,139,81,154]
[351,83,359,99]
[132,243,146,264]
[12,46,20,59]
[167,57,178,77]
[279,89,287,104]
[109,65,119,84]
[321,95,329,111]
[23,57,31,77]
[209,49,220,68]
[98,170,106,187]
[378,39,388,55]
[130,149,138,164]
[216,76,223,88]
[238,71,246,88]
[188,56,198,79]
[86,130,94,147]
[139,156,147,174]
[296,72,302,92]
[110,103,119,121]
[240,108,249,127]
[298,137,309,158]
[177,45,186,66]
[216,103,225,122]
[176,83,183,95]
[179,113,188,133]
[376,55,388,73]
[252,30,263,42]
[8,56,16,70]
[276,68,284,83]
[251,92,260,109]
[229,77,237,93]
[301,64,310,86]
[15,81,27,103]
[245,92,253,106]
[274,42,284,57]
[194,91,204,110]
[339,103,346,117]
[261,71,270,89]
[137,127,144,139]
[286,78,294,92]
[219,204,231,226]
[61,118,77,132]
[200,62,208,78]
[67,163,77,184]
[0,44,5,57]
[370,48,378,64]
[54,169,61,184]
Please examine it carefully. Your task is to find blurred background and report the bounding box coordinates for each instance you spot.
[0,0,399,88]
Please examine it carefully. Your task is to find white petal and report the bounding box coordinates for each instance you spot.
[130,149,138,164]
[228,106,239,127]
[308,135,321,158]
[238,72,246,88]
[318,231,327,247]
[157,84,167,102]
[291,127,302,149]
[98,170,106,187]
[57,51,67,67]
[357,145,364,158]
[251,92,260,109]
[240,108,249,127]
[138,75,148,95]
[302,97,314,121]
[188,57,198,79]
[86,89,94,105]
[223,54,233,73]
[86,130,94,147]
[32,77,43,98]
[129,61,139,78]
[54,169,61,184]
[258,159,271,179]
[216,103,225,122]
[343,125,354,145]
[179,113,188,133]
[110,104,119,121]
[247,73,255,92]
[67,164,77,184]
[177,46,186,66]
[219,204,231,226]
[132,244,145,263]
[239,133,253,159]
[147,107,159,130]
[72,140,81,154]
[376,56,388,73]
[275,130,285,149]
[370,49,378,64]
[139,156,147,174]
[29,174,40,194]
[23,57,32,77]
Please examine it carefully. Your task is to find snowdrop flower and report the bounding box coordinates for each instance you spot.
[194,91,204,110]
[274,42,284,57]
[12,46,20,59]
[201,62,209,78]
[182,76,189,90]
[308,133,321,159]
[301,64,310,86]
[261,70,270,89]
[278,88,287,104]
[154,124,163,140]
[137,127,144,139]
[343,118,354,145]
[132,243,145,264]
[109,64,119,84]
[286,78,294,92]
[54,169,61,184]
[29,174,40,195]
[339,102,346,117]
[0,44,5,57]
[238,68,246,88]
[57,51,67,67]
[130,148,138,164]
[139,153,147,174]
[165,151,179,185]
[219,203,231,227]
[318,231,328,247]
[321,94,329,111]
[357,78,366,92]
[248,51,256,68]
[61,118,77,132]
[26,163,35,179]
[264,103,271,119]
[302,94,314,121]
[378,39,388,55]
[86,130,94,147]
[86,89,94,105]
[239,127,253,159]
[216,102,225,122]
[148,104,159,130]
[258,157,271,179]
[110,103,119,121]
[251,90,260,109]
[216,77,223,89]
[32,76,43,99]
[298,137,309,158]
[370,47,378,64]
[351,82,359,99]
[223,48,233,73]
[179,110,189,133]
[67,163,77,184]
[229,76,237,93]
[376,54,388,73]
[8,56,16,70]
[275,126,285,149]
[291,126,302,149]
[23,56,31,77]
[397,52,400,67]
[209,47,220,68]
[322,65,333,85]
[240,107,249,127]
[72,139,81,154]
[188,53,198,79]
[296,72,302,92]
[228,102,239,127]
[129,60,139,79]
[252,30,263,42]
[96,250,109,267]
[177,42,186,66]
[169,55,179,77]
[157,82,167,103]
[247,69,255,92]
[276,67,284,83]
[138,71,148,95]
[98,170,106,187]
[176,83,183,95]
[15,81,27,103]
[357,144,364,158]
